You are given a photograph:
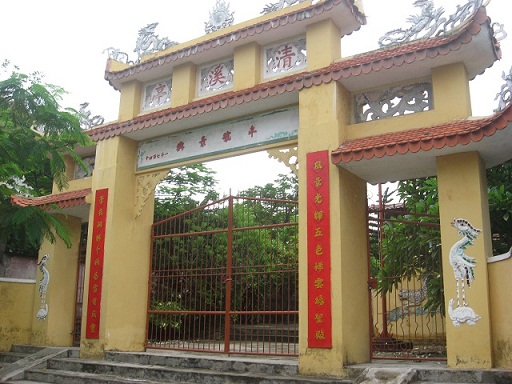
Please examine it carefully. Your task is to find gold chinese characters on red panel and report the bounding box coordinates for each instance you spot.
[86,188,108,339]
[307,151,332,348]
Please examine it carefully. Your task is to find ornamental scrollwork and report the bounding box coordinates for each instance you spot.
[205,0,235,34]
[355,82,432,123]
[494,66,512,113]
[261,0,308,14]
[492,22,507,42]
[135,170,169,218]
[379,0,483,48]
[267,146,298,175]
[79,102,105,130]
[102,47,133,65]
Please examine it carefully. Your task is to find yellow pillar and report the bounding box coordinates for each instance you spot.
[298,81,369,377]
[306,19,341,70]
[432,63,472,120]
[30,215,82,347]
[171,62,197,106]
[118,80,142,121]
[80,136,155,358]
[234,42,261,90]
[437,151,493,368]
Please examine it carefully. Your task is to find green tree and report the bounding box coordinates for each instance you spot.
[0,61,93,271]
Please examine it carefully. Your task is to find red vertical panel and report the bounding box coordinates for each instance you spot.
[307,151,332,348]
[86,188,108,339]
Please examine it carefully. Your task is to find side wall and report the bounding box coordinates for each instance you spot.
[488,257,512,368]
[0,279,36,351]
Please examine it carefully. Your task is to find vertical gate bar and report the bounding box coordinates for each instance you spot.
[224,195,234,353]
[377,184,390,337]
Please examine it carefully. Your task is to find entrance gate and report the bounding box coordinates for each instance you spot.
[367,201,446,361]
[147,195,299,356]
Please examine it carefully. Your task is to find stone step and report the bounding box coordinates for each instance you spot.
[0,351,28,363]
[9,345,48,355]
[105,350,298,376]
[36,357,352,384]
[24,368,178,384]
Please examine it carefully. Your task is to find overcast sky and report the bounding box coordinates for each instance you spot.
[1,0,510,197]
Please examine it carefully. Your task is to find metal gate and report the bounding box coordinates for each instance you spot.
[147,195,299,355]
[367,201,446,361]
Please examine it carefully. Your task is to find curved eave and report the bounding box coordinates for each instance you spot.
[11,188,92,221]
[89,6,499,143]
[104,0,366,91]
[331,104,512,184]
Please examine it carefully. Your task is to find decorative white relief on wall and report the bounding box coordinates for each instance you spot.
[198,59,234,95]
[143,78,172,111]
[37,254,50,320]
[264,37,307,78]
[448,218,481,327]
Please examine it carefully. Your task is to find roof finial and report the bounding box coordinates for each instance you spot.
[205,0,235,34]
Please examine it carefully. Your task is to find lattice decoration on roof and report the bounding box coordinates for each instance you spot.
[261,0,308,14]
[494,66,512,113]
[379,0,484,47]
[79,102,105,130]
[205,0,235,34]
[354,82,432,123]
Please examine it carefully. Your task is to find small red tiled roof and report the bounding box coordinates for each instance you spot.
[89,6,499,143]
[104,0,366,88]
[11,188,92,210]
[331,103,512,164]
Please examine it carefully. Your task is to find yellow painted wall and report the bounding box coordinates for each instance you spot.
[30,216,82,347]
[488,257,512,368]
[0,280,35,352]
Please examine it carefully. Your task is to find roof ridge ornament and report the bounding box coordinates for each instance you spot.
[104,23,178,65]
[261,0,308,14]
[378,0,483,48]
[134,23,178,62]
[79,102,105,130]
[205,0,235,34]
[494,66,512,112]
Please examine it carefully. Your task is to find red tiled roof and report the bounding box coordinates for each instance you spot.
[11,188,92,210]
[331,103,512,164]
[104,0,366,87]
[89,6,499,143]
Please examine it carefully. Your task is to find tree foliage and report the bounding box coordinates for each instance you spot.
[374,161,512,316]
[0,61,93,264]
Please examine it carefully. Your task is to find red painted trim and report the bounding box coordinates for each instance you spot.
[307,151,332,348]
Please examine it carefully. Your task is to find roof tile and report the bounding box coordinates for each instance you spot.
[11,188,92,210]
[331,104,512,164]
